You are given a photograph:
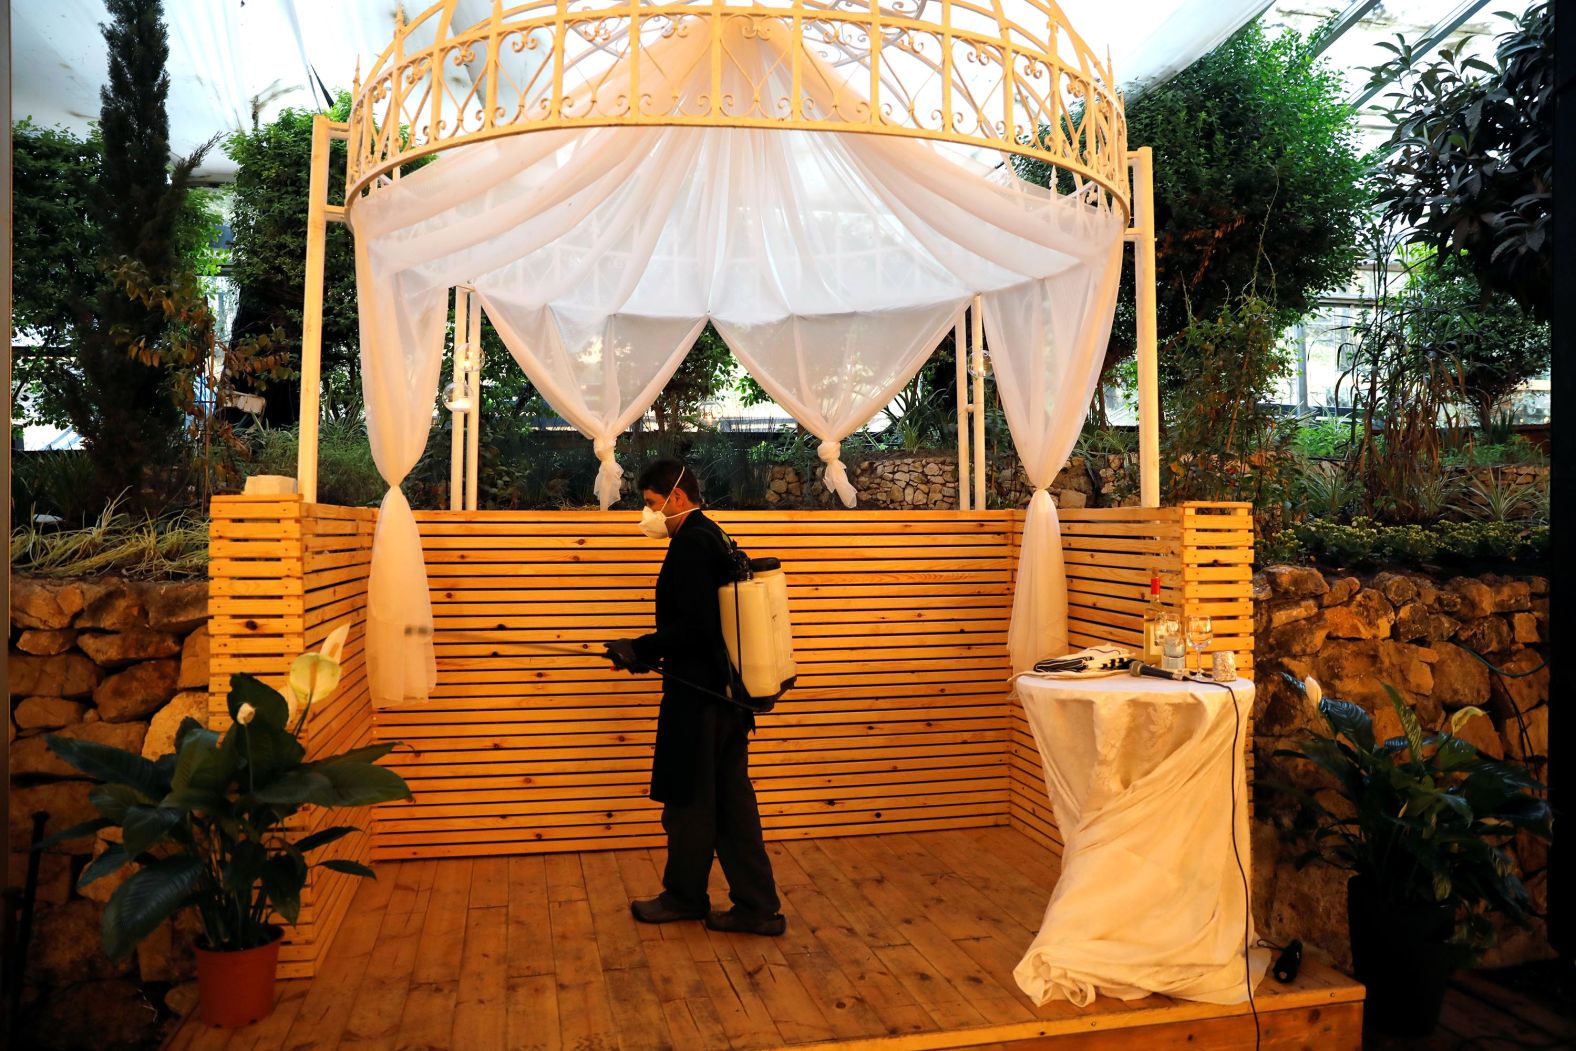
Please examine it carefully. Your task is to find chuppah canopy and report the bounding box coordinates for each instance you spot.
[340,1,1128,707]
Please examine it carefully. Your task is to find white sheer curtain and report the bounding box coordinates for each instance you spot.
[985,240,1125,674]
[351,242,447,706]
[346,21,1125,700]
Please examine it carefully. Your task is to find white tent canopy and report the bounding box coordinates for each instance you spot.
[13,0,1268,179]
[346,15,1125,705]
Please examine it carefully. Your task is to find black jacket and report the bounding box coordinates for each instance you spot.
[631,511,740,804]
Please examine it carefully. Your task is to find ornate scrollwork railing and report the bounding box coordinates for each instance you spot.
[346,0,1128,215]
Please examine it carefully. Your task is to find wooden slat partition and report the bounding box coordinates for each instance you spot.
[372,510,1019,860]
[208,496,378,978]
[207,498,1256,972]
[1008,501,1256,856]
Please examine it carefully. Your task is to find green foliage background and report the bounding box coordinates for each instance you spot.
[1022,21,1367,394]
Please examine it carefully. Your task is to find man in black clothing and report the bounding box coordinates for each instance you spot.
[606,459,785,936]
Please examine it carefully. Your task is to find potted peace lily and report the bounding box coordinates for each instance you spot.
[40,625,411,1028]
[1273,677,1551,1038]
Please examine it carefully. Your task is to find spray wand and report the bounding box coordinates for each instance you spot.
[402,625,750,708]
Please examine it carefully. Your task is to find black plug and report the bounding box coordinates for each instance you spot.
[1272,939,1302,983]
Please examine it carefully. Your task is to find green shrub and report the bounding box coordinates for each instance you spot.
[1296,460,1363,520]
[1291,416,1362,459]
[1288,516,1547,571]
[11,452,101,525]
[249,421,385,507]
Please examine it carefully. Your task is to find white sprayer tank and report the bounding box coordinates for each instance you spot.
[719,561,796,700]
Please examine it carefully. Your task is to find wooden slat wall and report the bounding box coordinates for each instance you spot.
[371,511,1019,860]
[207,498,1257,966]
[208,496,378,978]
[1007,502,1257,857]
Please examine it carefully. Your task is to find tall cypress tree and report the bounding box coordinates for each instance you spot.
[62,0,205,508]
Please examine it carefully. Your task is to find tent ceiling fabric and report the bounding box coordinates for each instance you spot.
[13,0,1267,180]
[351,21,1124,702]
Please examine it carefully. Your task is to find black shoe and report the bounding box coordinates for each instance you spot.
[704,909,787,936]
[630,897,706,924]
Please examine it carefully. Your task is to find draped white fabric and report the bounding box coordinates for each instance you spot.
[1013,674,1270,1006]
[347,21,1124,702]
[985,240,1126,674]
[353,240,445,706]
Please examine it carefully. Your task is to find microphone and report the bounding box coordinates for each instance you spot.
[1128,660,1189,682]
[1272,939,1303,983]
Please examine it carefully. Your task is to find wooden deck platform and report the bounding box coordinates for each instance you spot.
[163,827,1362,1051]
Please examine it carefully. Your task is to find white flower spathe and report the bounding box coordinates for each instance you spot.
[288,622,351,727]
[236,703,257,726]
[1451,705,1486,736]
[1303,677,1323,707]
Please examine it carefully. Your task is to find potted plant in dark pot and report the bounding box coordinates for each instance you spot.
[1273,677,1551,1037]
[37,626,412,1027]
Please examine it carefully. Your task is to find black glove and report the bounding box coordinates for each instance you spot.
[605,638,641,673]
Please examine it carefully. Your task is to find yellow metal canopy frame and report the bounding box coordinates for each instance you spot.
[344,0,1131,214]
[297,0,1160,508]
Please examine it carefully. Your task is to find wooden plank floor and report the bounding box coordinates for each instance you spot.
[163,827,1362,1051]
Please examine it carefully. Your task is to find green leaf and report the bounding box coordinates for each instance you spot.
[190,725,245,792]
[1385,684,1426,759]
[121,805,184,858]
[89,783,151,822]
[1434,735,1480,772]
[172,716,209,752]
[34,816,112,851]
[171,725,222,791]
[294,825,361,854]
[249,768,335,808]
[317,762,413,807]
[239,720,306,779]
[316,742,399,767]
[78,843,131,888]
[229,673,290,729]
[102,856,207,959]
[225,840,268,896]
[44,735,168,798]
[159,788,225,813]
[251,763,410,809]
[260,855,307,925]
[319,859,376,879]
[1319,698,1375,753]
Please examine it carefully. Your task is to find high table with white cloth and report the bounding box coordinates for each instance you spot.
[1012,672,1270,1007]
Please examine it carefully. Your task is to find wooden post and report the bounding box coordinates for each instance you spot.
[1130,147,1160,508]
[955,311,970,510]
[971,296,986,507]
[465,293,483,510]
[297,116,333,503]
[449,288,468,511]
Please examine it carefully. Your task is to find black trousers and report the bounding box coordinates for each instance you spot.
[658,702,780,918]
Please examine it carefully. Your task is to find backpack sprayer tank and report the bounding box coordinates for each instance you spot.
[719,556,796,705]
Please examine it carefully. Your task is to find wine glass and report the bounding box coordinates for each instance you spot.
[1185,614,1213,670]
[1158,612,1185,670]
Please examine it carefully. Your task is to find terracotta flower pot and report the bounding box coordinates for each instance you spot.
[195,925,285,1028]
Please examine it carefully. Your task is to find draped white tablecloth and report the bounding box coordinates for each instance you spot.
[1013,673,1270,1006]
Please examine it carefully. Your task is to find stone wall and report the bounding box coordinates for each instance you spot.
[764,452,1140,510]
[1251,565,1551,971]
[9,576,210,1049]
[1473,463,1548,489]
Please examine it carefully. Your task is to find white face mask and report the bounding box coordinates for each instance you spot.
[639,468,691,539]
